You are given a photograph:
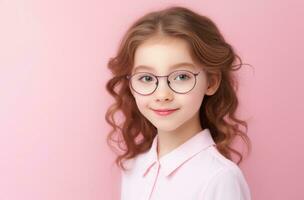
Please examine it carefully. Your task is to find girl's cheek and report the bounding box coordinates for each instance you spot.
[185,86,207,106]
[134,96,149,110]
[183,94,201,108]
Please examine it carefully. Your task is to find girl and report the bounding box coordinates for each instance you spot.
[105,6,252,200]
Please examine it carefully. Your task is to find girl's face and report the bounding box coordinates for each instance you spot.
[130,36,217,133]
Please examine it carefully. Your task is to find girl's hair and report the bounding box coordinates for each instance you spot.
[105,6,252,171]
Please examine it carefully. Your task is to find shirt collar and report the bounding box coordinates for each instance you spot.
[141,128,215,178]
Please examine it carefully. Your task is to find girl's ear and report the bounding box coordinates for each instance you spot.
[205,72,221,96]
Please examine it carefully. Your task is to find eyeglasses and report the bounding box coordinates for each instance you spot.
[126,69,204,96]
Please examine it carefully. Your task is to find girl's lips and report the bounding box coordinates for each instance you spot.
[150,108,179,116]
[150,108,179,111]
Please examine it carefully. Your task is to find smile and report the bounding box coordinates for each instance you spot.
[150,108,179,116]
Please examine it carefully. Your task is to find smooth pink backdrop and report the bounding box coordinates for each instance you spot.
[1,0,303,199]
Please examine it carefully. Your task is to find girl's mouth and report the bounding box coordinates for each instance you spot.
[150,108,179,116]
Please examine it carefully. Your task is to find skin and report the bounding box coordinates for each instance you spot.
[130,36,221,160]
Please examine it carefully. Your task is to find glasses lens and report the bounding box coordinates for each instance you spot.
[168,70,196,93]
[130,72,157,95]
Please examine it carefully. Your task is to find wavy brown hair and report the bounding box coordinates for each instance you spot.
[105,6,252,171]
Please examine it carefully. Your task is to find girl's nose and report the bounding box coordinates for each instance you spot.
[154,77,174,101]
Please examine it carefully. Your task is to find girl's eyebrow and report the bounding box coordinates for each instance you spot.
[133,62,196,73]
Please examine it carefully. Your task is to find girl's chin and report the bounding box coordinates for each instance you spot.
[153,124,181,132]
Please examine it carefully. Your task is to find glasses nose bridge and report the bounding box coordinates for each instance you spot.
[154,74,172,92]
[155,74,170,80]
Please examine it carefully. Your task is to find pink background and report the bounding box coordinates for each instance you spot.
[1,0,303,199]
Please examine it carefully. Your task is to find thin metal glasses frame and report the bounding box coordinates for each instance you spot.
[125,69,204,96]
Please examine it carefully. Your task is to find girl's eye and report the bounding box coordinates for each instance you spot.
[175,74,191,81]
[138,75,154,82]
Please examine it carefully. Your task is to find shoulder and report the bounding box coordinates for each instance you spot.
[197,146,251,200]
[192,146,243,177]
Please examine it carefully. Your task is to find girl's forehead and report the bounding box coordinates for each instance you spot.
[133,37,198,72]
[135,36,191,56]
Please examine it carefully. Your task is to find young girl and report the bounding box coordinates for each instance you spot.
[105,6,252,200]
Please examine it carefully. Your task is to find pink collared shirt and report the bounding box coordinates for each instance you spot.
[120,129,251,200]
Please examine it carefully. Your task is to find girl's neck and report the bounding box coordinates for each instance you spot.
[156,113,203,160]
